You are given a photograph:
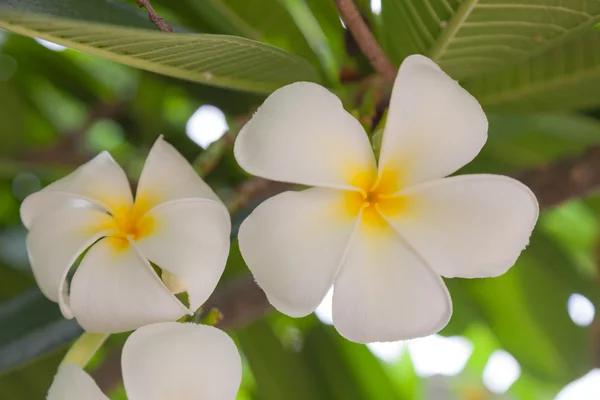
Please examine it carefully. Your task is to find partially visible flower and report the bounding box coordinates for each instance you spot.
[47,322,242,400]
[234,55,539,343]
[22,137,231,333]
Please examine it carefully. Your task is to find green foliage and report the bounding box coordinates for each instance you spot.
[0,9,321,93]
[1,0,600,399]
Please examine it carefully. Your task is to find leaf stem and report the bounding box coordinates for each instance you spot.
[61,333,109,368]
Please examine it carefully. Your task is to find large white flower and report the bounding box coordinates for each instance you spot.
[234,55,539,343]
[21,137,231,333]
[47,322,242,400]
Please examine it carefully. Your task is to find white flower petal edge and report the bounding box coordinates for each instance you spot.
[122,322,242,400]
[234,82,376,190]
[70,239,188,333]
[384,174,539,278]
[26,207,113,318]
[21,152,132,228]
[238,188,358,317]
[332,223,452,343]
[377,55,488,189]
[136,198,231,311]
[135,136,222,209]
[47,364,108,400]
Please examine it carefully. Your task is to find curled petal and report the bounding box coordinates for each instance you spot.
[234,82,376,189]
[47,364,108,400]
[21,152,132,228]
[332,223,452,343]
[70,238,188,333]
[378,55,487,189]
[26,206,112,318]
[136,199,231,311]
[135,137,222,215]
[384,174,539,278]
[122,322,242,400]
[238,188,359,317]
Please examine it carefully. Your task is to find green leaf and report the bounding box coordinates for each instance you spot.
[465,30,600,111]
[0,289,81,374]
[0,0,154,28]
[379,0,600,80]
[457,229,595,384]
[0,9,321,94]
[303,322,405,400]
[236,320,324,400]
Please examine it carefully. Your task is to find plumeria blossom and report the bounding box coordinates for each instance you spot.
[47,322,242,400]
[21,137,231,333]
[235,55,539,343]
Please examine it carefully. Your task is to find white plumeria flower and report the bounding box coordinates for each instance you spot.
[234,55,539,343]
[21,137,231,333]
[47,322,242,400]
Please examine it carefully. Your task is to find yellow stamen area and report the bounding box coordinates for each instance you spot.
[344,167,407,227]
[96,195,157,252]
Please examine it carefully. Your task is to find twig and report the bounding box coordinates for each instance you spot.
[334,0,397,83]
[19,102,124,167]
[136,0,174,32]
[193,116,250,177]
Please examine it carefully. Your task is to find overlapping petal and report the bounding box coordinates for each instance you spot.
[26,206,112,318]
[21,152,133,228]
[377,55,488,189]
[238,188,359,317]
[383,175,539,278]
[135,137,221,215]
[135,198,231,311]
[332,223,452,343]
[122,322,242,400]
[70,239,188,333]
[47,364,108,400]
[234,82,376,190]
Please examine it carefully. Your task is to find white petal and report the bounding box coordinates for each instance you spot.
[70,238,188,333]
[135,199,231,311]
[135,137,221,214]
[332,223,452,343]
[378,55,487,189]
[122,322,242,400]
[26,207,112,318]
[234,82,376,189]
[384,174,538,278]
[238,188,358,317]
[21,152,132,228]
[47,364,108,400]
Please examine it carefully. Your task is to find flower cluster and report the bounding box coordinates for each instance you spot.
[21,55,538,398]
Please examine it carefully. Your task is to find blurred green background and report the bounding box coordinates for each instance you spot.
[2,0,600,399]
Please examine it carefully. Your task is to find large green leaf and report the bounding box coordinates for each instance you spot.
[0,0,153,28]
[465,30,600,111]
[379,0,600,80]
[0,9,320,93]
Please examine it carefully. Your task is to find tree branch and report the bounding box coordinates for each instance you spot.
[136,0,173,32]
[334,0,397,83]
[515,144,600,209]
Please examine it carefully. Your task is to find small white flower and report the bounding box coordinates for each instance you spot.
[47,322,242,400]
[234,55,539,343]
[21,137,231,333]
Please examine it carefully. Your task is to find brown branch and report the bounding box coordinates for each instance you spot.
[136,0,174,32]
[514,144,600,209]
[334,0,397,83]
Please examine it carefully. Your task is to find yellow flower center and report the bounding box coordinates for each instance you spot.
[101,197,156,251]
[345,168,407,227]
